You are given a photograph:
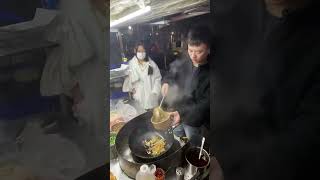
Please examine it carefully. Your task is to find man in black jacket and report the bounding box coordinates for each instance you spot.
[163,26,211,141]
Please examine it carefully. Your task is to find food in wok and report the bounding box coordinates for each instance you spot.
[143,135,166,156]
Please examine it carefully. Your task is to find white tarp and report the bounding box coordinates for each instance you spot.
[0,122,86,180]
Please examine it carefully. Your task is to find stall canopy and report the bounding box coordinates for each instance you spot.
[110,0,210,27]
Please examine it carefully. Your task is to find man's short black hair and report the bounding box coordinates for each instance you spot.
[187,25,212,47]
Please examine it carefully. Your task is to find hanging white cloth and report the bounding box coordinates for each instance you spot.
[40,0,107,142]
[40,0,95,96]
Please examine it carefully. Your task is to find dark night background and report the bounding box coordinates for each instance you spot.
[211,0,320,180]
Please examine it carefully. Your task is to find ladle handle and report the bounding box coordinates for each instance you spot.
[159,83,169,108]
[199,137,205,159]
[159,95,165,108]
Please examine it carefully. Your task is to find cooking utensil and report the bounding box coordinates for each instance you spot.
[159,96,165,108]
[185,147,210,178]
[151,108,172,131]
[159,83,169,108]
[198,137,205,159]
[115,111,190,178]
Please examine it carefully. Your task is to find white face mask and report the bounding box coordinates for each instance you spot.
[136,52,146,60]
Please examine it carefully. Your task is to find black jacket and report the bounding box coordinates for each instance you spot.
[163,54,210,129]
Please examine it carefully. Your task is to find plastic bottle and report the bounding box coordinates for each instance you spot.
[136,164,156,180]
[149,164,156,175]
[155,168,165,180]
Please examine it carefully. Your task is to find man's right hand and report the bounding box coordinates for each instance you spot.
[169,111,180,127]
[161,83,169,97]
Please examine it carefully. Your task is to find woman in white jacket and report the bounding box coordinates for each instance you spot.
[123,42,162,110]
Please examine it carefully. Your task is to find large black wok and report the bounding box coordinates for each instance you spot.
[115,111,190,178]
[128,123,174,161]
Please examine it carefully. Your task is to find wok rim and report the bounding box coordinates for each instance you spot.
[115,111,190,166]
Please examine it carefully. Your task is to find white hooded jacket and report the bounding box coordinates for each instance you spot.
[123,56,161,109]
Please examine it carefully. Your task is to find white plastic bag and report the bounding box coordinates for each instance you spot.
[114,101,137,122]
[18,122,86,180]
